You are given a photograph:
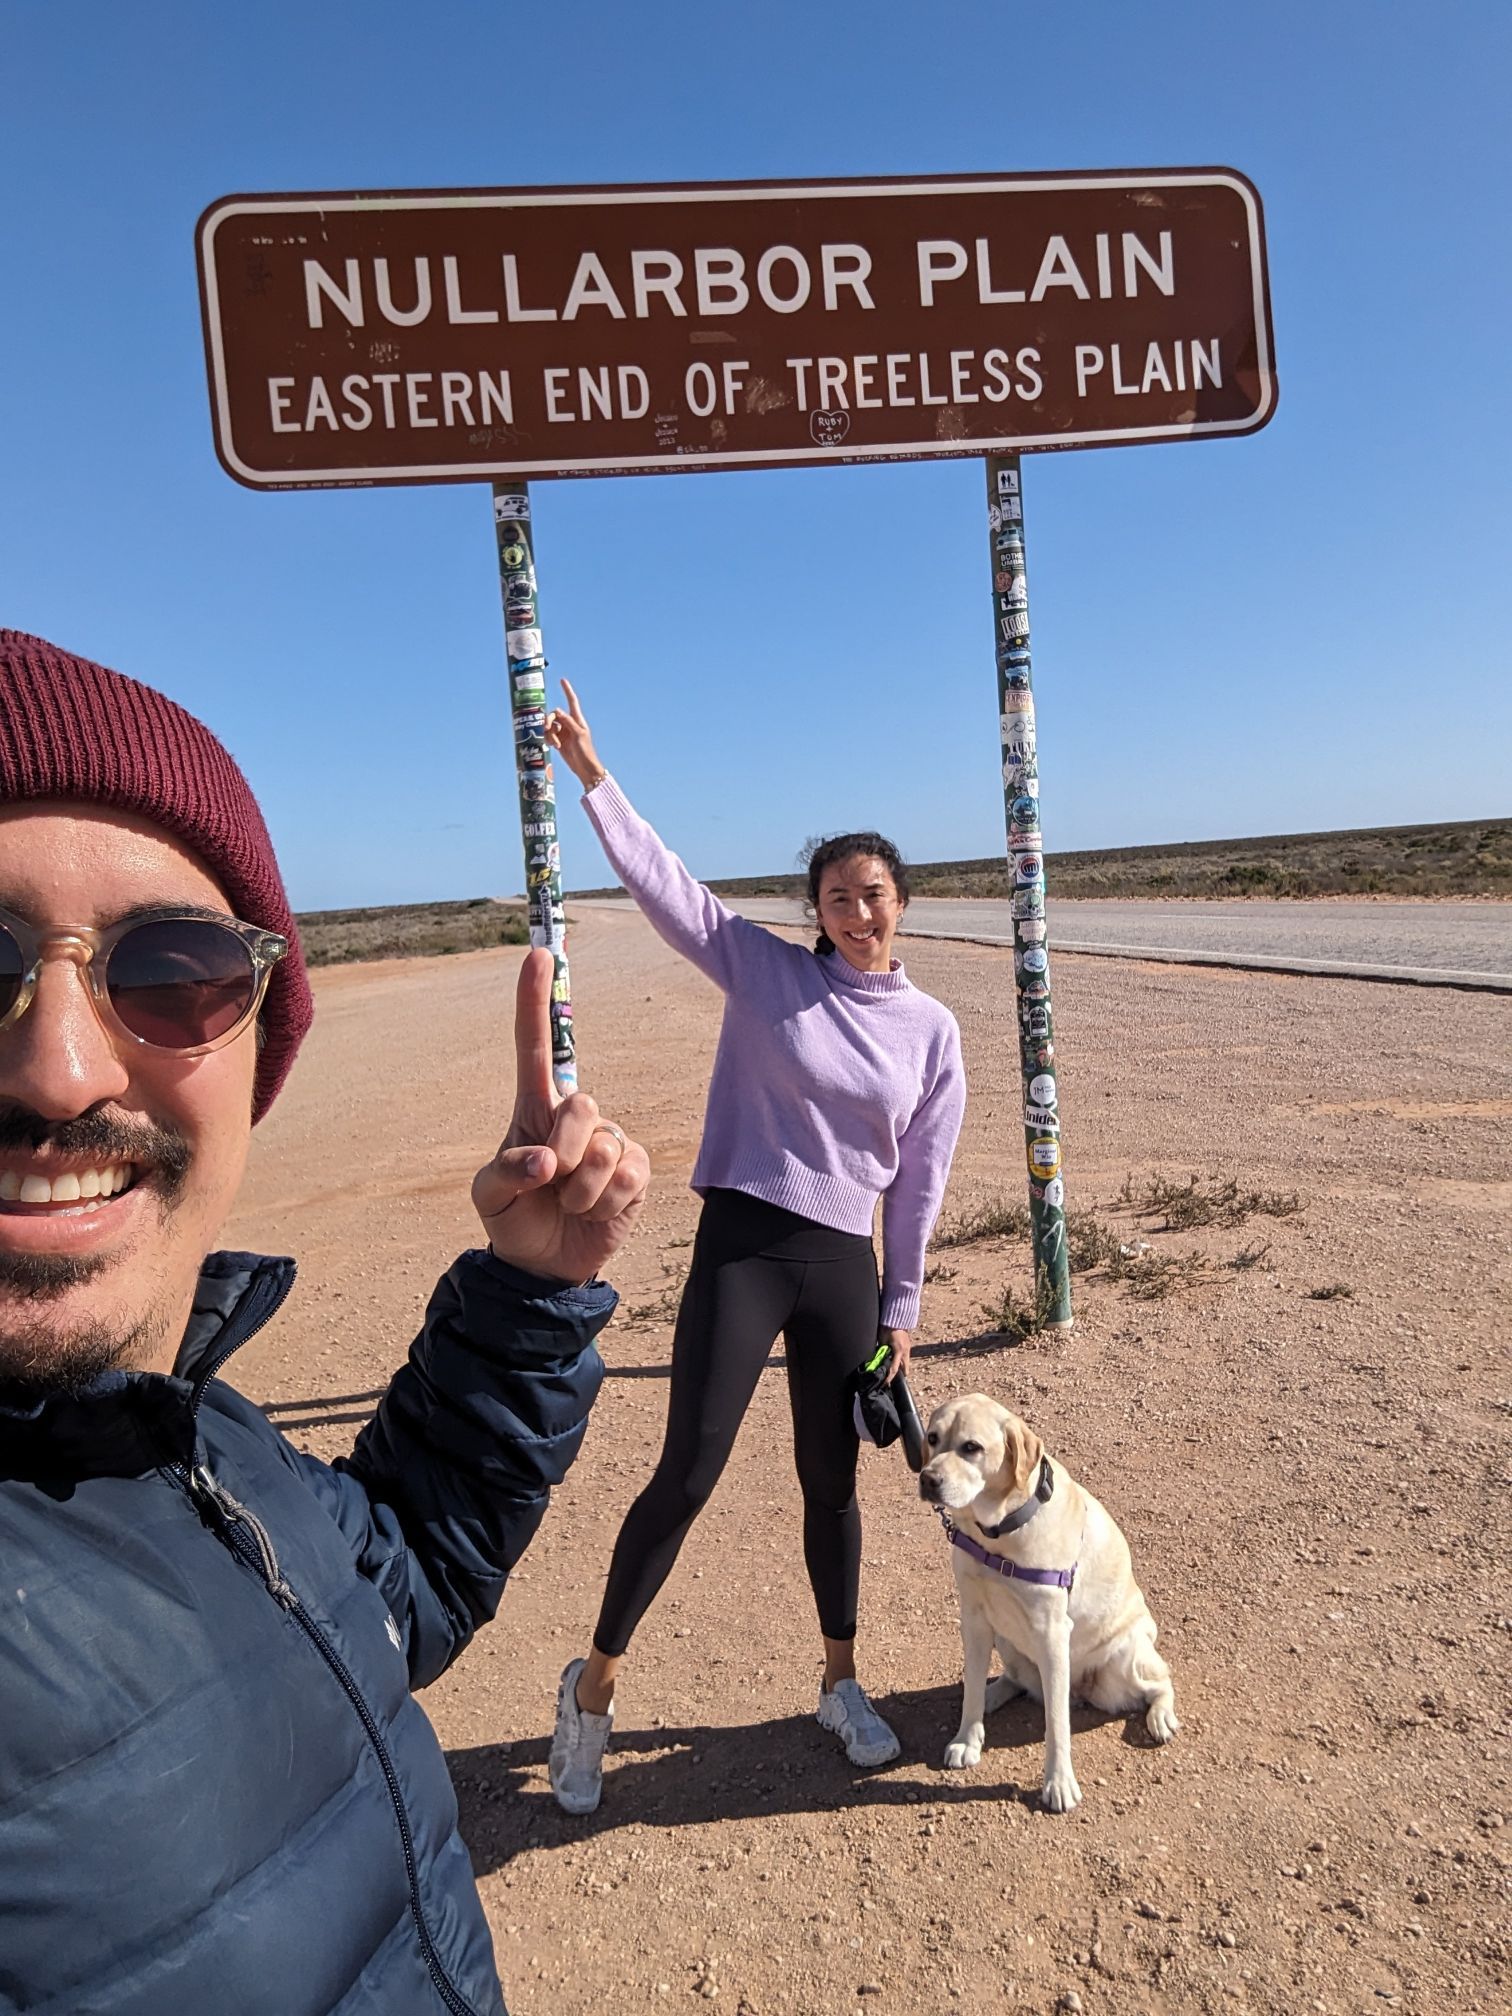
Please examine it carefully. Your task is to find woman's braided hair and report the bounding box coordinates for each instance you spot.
[803,832,910,956]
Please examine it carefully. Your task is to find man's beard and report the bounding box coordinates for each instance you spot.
[0,1102,193,1401]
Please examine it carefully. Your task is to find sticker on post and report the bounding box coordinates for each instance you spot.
[1027,1137,1061,1180]
[494,492,531,522]
[1017,917,1047,943]
[1012,889,1044,920]
[507,628,544,661]
[1002,719,1036,771]
[996,469,1021,496]
[1024,1105,1060,1133]
[1014,852,1044,885]
[1028,1073,1057,1106]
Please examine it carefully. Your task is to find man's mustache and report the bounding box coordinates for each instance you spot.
[0,1105,192,1190]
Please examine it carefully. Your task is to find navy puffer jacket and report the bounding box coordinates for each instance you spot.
[0,1247,613,2016]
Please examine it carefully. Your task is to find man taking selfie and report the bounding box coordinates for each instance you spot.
[0,629,647,2015]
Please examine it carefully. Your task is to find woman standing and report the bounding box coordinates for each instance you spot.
[545,681,966,1812]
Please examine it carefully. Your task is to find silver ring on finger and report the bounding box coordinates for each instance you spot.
[593,1122,626,1148]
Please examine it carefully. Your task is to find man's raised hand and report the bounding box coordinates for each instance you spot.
[472,949,648,1285]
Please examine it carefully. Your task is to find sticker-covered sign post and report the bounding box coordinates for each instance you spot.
[490,482,575,1092]
[988,455,1070,1326]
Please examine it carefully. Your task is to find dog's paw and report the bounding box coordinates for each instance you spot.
[1039,1763,1083,1813]
[984,1675,1022,1715]
[1145,1700,1180,1745]
[943,1734,984,1770]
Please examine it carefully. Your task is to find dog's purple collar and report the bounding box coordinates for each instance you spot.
[930,1455,1075,1587]
[945,1523,1076,1590]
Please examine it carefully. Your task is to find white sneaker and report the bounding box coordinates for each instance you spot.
[816,1677,900,1767]
[549,1657,613,1815]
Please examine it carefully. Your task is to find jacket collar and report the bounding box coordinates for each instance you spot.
[0,1251,295,1484]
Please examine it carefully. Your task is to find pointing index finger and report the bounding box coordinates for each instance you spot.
[513,948,559,1107]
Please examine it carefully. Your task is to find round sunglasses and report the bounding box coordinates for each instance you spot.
[0,905,287,1056]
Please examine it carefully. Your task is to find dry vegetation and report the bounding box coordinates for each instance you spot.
[937,1172,1309,1336]
[296,897,530,966]
[574,816,1512,903]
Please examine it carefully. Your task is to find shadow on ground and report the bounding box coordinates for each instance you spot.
[263,1334,1013,1432]
[448,1685,1152,1867]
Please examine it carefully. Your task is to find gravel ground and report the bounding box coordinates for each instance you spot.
[229,911,1511,2016]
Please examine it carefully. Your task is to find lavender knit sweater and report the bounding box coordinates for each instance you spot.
[584,778,967,1330]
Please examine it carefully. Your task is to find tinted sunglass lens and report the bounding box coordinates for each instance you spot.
[106,920,258,1048]
[0,925,24,1022]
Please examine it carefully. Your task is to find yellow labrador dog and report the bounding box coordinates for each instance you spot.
[919,1393,1178,1812]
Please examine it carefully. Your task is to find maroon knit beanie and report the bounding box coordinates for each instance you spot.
[0,630,313,1122]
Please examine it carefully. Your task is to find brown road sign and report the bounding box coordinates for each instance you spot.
[197,170,1275,489]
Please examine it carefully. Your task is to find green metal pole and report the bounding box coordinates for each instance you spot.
[491,480,577,1094]
[985,454,1072,1329]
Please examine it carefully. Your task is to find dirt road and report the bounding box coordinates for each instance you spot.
[228,911,1511,2016]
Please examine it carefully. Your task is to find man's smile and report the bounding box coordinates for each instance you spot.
[0,1160,141,1210]
[0,1151,155,1262]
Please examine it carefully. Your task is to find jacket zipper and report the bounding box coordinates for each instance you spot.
[173,1291,483,2016]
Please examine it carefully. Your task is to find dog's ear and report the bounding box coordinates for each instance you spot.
[1002,1413,1045,1495]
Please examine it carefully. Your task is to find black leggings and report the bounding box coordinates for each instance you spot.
[593,1188,879,1657]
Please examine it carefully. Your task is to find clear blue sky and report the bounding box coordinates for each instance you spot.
[3,1,1508,909]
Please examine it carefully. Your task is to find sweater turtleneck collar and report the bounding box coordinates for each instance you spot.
[818,950,911,995]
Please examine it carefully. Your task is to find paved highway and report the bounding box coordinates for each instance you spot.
[575,895,1512,991]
